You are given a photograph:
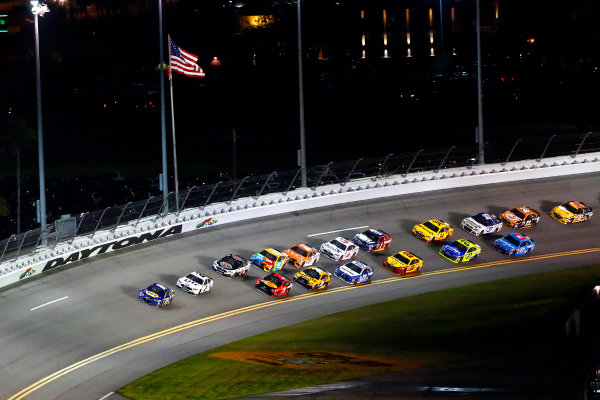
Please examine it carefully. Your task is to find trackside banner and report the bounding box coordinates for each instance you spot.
[42,225,183,272]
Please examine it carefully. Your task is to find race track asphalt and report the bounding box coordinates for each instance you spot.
[0,173,599,400]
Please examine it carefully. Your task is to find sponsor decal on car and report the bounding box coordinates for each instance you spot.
[19,267,36,280]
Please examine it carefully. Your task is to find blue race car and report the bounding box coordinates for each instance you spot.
[352,228,392,253]
[334,260,374,285]
[138,283,174,307]
[493,233,535,256]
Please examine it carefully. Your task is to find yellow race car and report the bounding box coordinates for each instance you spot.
[412,219,453,243]
[383,251,423,275]
[550,201,594,224]
[293,266,331,290]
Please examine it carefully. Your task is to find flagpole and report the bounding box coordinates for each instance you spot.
[168,35,180,211]
[158,0,169,210]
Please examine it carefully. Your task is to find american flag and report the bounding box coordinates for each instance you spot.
[169,39,205,78]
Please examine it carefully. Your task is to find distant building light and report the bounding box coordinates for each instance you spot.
[527,37,535,44]
[383,33,388,46]
[452,47,457,56]
[428,8,433,26]
[362,34,366,47]
[406,32,411,45]
[407,48,412,57]
[360,10,364,19]
[430,47,435,56]
[384,49,389,58]
[429,31,434,44]
[362,49,366,59]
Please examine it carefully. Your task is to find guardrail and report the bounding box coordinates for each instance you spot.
[0,132,599,289]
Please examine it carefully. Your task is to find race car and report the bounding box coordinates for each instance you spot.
[283,243,320,268]
[212,254,251,277]
[499,206,540,229]
[460,213,503,236]
[319,237,360,261]
[250,248,289,272]
[550,201,594,224]
[138,283,174,307]
[494,233,535,256]
[334,260,374,285]
[352,228,392,252]
[176,271,213,295]
[293,266,331,290]
[255,273,292,297]
[382,250,423,275]
[412,219,453,243]
[439,239,481,263]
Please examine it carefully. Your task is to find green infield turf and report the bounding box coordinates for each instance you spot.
[118,264,600,400]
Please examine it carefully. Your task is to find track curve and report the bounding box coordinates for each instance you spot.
[1,174,599,400]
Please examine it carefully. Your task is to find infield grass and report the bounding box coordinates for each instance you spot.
[118,264,600,400]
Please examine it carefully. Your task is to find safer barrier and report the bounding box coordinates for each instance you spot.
[0,148,599,290]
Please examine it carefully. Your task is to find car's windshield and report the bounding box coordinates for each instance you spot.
[452,241,469,252]
[264,274,282,286]
[259,250,277,261]
[291,245,309,257]
[510,208,526,219]
[330,239,347,250]
[186,274,205,284]
[564,203,582,214]
[392,253,411,265]
[147,285,165,296]
[473,213,495,225]
[223,254,245,268]
[423,221,439,232]
[305,268,320,279]
[362,230,380,241]
[345,262,364,274]
[505,235,521,246]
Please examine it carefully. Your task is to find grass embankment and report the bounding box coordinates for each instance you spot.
[118,265,600,400]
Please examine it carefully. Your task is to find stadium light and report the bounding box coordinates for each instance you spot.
[31,1,49,231]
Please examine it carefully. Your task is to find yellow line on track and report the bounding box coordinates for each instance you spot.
[8,247,600,400]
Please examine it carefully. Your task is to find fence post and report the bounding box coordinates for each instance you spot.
[403,149,424,177]
[229,176,250,204]
[373,154,393,181]
[435,146,456,173]
[202,181,223,210]
[135,197,153,228]
[502,138,522,166]
[112,202,131,232]
[283,167,303,196]
[69,212,88,244]
[255,173,275,199]
[177,186,198,216]
[537,135,557,162]
[0,234,16,264]
[14,230,32,261]
[90,207,111,239]
[572,131,591,158]
[311,162,333,190]
[342,158,363,186]
[154,192,174,221]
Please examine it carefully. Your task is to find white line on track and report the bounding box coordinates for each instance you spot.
[307,226,369,237]
[98,392,114,400]
[29,296,69,311]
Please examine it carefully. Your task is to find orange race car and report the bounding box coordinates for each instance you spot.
[283,243,320,268]
[499,206,540,229]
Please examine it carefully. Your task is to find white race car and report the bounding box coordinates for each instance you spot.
[460,212,503,236]
[319,237,359,261]
[176,271,213,295]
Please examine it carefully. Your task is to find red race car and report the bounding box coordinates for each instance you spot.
[255,273,293,297]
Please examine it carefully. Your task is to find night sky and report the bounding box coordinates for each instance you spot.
[0,0,599,232]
